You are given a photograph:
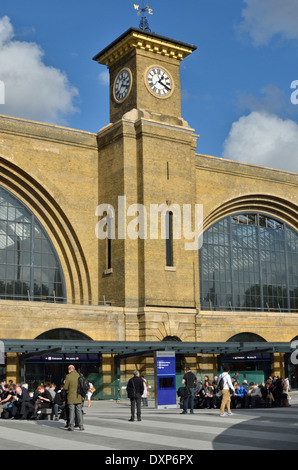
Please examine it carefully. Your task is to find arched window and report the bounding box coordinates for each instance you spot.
[227,333,266,343]
[0,186,65,302]
[199,213,298,312]
[162,336,182,342]
[36,329,91,340]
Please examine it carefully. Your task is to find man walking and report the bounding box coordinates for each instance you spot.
[64,365,84,431]
[218,366,235,417]
[126,370,144,422]
[182,367,197,414]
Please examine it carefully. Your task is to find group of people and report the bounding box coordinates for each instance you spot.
[179,367,292,417]
[0,366,293,426]
[0,365,95,431]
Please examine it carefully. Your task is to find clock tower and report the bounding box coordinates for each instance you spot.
[93,28,200,320]
[93,27,196,124]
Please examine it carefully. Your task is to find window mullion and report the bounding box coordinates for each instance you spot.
[30,214,35,301]
[284,227,291,312]
[256,214,264,311]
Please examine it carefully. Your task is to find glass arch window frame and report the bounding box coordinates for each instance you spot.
[199,212,298,313]
[0,186,66,302]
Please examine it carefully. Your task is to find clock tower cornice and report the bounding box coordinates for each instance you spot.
[93,27,197,67]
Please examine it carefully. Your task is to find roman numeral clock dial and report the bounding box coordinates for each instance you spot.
[113,68,132,103]
[145,66,174,98]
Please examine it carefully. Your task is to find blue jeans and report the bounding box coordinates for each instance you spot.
[183,388,195,413]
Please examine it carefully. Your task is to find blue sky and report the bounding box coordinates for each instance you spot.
[0,0,297,172]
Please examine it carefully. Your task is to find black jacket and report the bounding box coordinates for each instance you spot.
[54,389,66,405]
[126,376,144,399]
[16,388,31,403]
[183,371,197,388]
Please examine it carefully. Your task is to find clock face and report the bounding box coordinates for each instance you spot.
[146,67,173,98]
[114,68,132,103]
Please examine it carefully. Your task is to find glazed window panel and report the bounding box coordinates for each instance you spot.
[0,186,65,302]
[199,213,298,312]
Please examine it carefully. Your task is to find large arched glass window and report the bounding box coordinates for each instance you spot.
[0,186,65,302]
[199,213,298,312]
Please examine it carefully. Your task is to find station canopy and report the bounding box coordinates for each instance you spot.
[1,339,295,360]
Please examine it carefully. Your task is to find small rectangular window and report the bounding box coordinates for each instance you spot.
[166,211,173,267]
[107,215,112,270]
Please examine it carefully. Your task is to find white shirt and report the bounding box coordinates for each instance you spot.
[218,372,235,392]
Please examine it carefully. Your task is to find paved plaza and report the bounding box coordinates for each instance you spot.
[0,394,298,451]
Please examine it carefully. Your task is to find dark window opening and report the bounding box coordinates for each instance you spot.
[166,211,174,267]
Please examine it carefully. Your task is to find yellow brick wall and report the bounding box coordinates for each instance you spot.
[0,26,297,382]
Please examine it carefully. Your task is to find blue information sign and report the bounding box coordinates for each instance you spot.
[155,351,176,409]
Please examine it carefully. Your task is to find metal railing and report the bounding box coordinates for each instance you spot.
[0,292,113,306]
[202,300,297,313]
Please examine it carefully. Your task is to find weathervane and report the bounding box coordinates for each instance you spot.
[132,0,153,32]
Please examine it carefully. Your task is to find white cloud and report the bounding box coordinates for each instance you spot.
[223,111,298,172]
[239,0,298,46]
[98,71,109,86]
[0,16,78,124]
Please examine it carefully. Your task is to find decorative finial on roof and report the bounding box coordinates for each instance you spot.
[132,0,153,32]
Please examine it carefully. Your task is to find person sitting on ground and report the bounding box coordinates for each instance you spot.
[11,384,33,420]
[245,383,263,408]
[203,380,214,409]
[0,385,16,418]
[31,385,53,419]
[53,384,66,421]
[48,383,56,401]
[193,380,204,409]
[0,380,6,398]
[241,380,249,392]
[232,383,247,409]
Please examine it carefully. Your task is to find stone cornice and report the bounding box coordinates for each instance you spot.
[93,27,196,67]
[0,114,97,150]
[195,153,298,187]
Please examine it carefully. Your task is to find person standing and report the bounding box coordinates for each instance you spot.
[233,372,240,384]
[218,366,235,417]
[86,382,94,408]
[126,370,144,422]
[53,384,66,421]
[284,377,291,402]
[182,367,197,414]
[141,376,149,407]
[63,365,84,431]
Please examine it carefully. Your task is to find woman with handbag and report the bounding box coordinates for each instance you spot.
[86,382,96,408]
[141,375,149,406]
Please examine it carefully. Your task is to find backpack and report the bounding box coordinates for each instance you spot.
[218,376,224,391]
[77,374,90,397]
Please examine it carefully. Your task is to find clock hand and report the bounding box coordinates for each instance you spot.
[158,78,171,91]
